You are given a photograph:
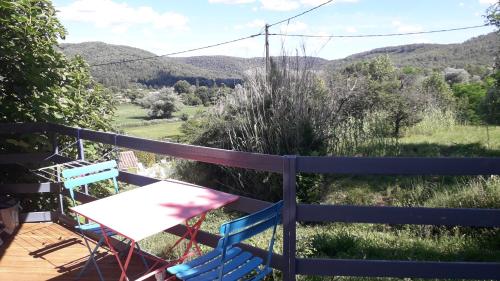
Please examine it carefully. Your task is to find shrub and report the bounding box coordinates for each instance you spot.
[404,108,456,136]
[194,86,211,106]
[174,80,191,94]
[138,88,182,119]
[182,93,202,106]
[179,57,339,201]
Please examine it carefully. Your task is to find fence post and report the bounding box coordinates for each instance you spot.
[283,155,297,281]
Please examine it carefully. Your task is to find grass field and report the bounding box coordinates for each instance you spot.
[401,125,500,156]
[113,103,206,140]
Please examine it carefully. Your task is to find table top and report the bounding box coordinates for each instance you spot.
[70,180,239,241]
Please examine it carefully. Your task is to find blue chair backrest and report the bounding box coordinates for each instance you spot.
[218,200,283,278]
[62,160,119,202]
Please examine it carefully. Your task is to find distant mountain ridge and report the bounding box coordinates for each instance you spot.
[327,32,499,70]
[59,32,498,88]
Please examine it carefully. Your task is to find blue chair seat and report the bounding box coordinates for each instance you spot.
[76,222,116,237]
[167,201,283,281]
[168,247,265,281]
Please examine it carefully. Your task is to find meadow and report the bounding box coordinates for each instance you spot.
[113,103,206,140]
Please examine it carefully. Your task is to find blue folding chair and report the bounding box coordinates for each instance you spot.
[62,160,147,281]
[167,200,283,281]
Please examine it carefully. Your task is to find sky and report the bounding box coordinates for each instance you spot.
[53,0,498,60]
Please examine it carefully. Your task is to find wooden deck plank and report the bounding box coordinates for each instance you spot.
[0,223,157,281]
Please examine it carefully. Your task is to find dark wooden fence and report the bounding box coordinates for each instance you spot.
[1,122,500,280]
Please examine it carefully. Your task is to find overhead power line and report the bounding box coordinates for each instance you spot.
[90,33,263,67]
[268,24,490,38]
[268,0,334,27]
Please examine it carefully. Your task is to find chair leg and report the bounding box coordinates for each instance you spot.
[77,235,106,281]
[119,239,132,259]
[135,243,149,269]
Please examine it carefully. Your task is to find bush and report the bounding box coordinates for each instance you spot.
[124,88,147,104]
[179,57,339,201]
[174,80,191,94]
[138,88,182,119]
[194,86,211,106]
[404,108,456,136]
[182,93,202,106]
[452,81,491,124]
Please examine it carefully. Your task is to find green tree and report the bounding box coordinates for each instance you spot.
[0,0,116,211]
[174,80,191,94]
[421,72,455,110]
[138,88,182,119]
[452,81,491,124]
[0,0,115,136]
[182,93,202,106]
[482,2,500,124]
[194,86,211,106]
[485,1,500,28]
[339,56,426,137]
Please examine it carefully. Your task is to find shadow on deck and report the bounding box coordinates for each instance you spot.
[0,223,155,281]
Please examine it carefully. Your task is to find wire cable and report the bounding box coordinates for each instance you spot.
[268,24,489,38]
[268,0,334,27]
[90,33,263,67]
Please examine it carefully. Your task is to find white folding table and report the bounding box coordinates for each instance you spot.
[71,180,239,281]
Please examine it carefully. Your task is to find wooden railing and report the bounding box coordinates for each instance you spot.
[1,122,500,280]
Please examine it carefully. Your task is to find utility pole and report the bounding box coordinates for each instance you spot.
[265,24,270,76]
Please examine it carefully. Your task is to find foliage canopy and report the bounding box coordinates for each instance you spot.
[0,0,115,131]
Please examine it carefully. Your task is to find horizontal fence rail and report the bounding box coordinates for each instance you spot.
[297,204,500,227]
[297,156,500,175]
[0,122,49,135]
[296,259,500,279]
[2,122,500,280]
[0,153,53,164]
[48,123,283,173]
[0,182,61,194]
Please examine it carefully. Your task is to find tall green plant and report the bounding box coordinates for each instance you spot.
[181,57,342,202]
[482,2,500,124]
[0,0,115,136]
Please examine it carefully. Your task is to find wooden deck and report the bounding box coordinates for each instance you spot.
[0,223,155,281]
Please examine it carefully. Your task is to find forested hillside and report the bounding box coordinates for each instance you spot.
[59,42,242,88]
[327,33,499,72]
[59,32,498,88]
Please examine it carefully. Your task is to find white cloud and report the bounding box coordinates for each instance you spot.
[478,0,497,5]
[260,0,300,11]
[392,20,423,33]
[209,0,256,4]
[345,26,357,33]
[234,19,266,30]
[211,0,357,11]
[58,0,189,33]
[459,2,465,7]
[300,0,358,5]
